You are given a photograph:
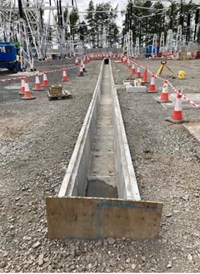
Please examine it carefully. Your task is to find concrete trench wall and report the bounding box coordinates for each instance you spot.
[58,61,104,198]
[58,59,140,200]
[110,62,141,201]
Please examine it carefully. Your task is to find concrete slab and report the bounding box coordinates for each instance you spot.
[89,152,116,177]
[183,122,200,142]
[126,85,147,93]
[96,116,113,126]
[96,126,114,137]
[123,80,136,85]
[100,95,112,105]
[92,137,114,152]
[98,104,112,115]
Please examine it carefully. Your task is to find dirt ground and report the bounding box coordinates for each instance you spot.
[0,57,200,273]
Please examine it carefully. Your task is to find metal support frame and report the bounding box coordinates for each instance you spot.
[175,25,182,52]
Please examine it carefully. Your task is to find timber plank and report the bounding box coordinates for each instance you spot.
[46,197,163,240]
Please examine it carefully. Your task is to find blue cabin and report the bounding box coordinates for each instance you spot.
[146,45,160,57]
[0,42,20,72]
[0,42,17,62]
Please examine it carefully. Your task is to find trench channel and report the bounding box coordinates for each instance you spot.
[86,62,118,198]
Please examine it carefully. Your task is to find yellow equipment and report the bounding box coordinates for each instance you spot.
[156,60,176,78]
[178,70,186,80]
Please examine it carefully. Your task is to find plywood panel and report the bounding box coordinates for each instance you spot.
[46,197,163,240]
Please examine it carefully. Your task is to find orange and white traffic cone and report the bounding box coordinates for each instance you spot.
[142,67,149,84]
[33,74,44,91]
[61,68,69,81]
[127,63,136,80]
[136,65,141,78]
[131,63,136,75]
[127,58,131,69]
[42,71,49,87]
[78,64,84,77]
[75,58,79,66]
[123,56,126,65]
[82,62,87,73]
[22,80,35,100]
[157,79,171,103]
[148,73,157,93]
[19,77,26,95]
[165,89,184,123]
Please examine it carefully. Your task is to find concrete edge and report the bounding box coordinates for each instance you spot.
[109,61,141,201]
[58,60,104,197]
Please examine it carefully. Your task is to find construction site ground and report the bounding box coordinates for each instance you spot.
[0,58,200,272]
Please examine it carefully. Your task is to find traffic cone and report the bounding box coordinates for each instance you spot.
[131,63,136,75]
[78,64,84,77]
[61,68,69,81]
[33,74,44,91]
[22,80,35,100]
[142,67,149,84]
[75,58,79,66]
[127,58,131,69]
[82,62,87,73]
[165,89,184,123]
[157,79,171,103]
[136,65,141,78]
[42,71,49,87]
[19,77,26,95]
[127,63,136,80]
[148,73,157,93]
[123,57,126,65]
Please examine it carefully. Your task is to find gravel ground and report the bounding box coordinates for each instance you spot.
[0,58,200,272]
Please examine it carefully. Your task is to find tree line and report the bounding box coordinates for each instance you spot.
[64,0,119,48]
[66,0,199,47]
[123,0,200,46]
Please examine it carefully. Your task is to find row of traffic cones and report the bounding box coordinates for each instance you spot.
[19,68,69,100]
[123,60,184,123]
[148,73,184,123]
[149,74,184,123]
[127,63,148,84]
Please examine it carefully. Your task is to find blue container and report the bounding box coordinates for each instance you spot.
[146,45,160,57]
[0,42,17,62]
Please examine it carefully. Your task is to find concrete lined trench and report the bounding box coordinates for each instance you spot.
[86,63,118,198]
[46,59,162,241]
[57,59,141,201]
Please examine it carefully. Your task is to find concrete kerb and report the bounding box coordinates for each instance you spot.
[58,61,104,197]
[109,62,141,201]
